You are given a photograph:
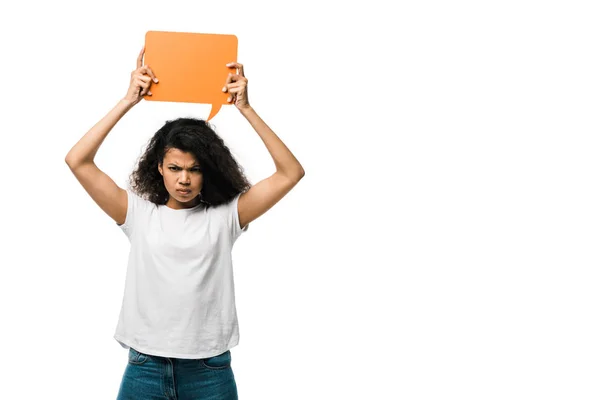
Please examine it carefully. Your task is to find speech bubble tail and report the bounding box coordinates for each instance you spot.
[207,104,222,121]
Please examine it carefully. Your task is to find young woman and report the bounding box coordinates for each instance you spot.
[65,48,305,399]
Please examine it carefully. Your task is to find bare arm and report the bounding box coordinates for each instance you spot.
[239,106,305,180]
[65,48,156,166]
[65,48,157,225]
[223,62,305,229]
[65,99,134,166]
[64,99,138,226]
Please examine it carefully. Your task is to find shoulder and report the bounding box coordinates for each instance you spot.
[207,194,238,215]
[207,193,247,233]
[125,188,159,215]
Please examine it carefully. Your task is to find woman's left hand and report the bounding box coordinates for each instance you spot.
[222,62,250,111]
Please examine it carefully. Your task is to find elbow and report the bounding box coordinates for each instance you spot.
[65,157,90,170]
[279,165,305,183]
[65,151,77,166]
[291,167,305,183]
[65,156,79,169]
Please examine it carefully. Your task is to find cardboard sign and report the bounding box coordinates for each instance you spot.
[143,31,238,120]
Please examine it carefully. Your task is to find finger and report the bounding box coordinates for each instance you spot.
[134,78,147,93]
[136,74,152,83]
[139,85,152,96]
[226,80,246,90]
[226,62,244,77]
[226,85,245,94]
[140,78,152,95]
[135,78,151,95]
[226,74,246,83]
[232,74,247,83]
[137,47,145,69]
[140,83,152,96]
[227,90,240,102]
[222,74,247,92]
[222,73,234,92]
[140,65,159,83]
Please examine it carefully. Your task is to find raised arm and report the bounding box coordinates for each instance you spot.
[65,48,157,225]
[222,62,305,229]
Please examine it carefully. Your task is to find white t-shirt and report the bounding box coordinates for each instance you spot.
[114,189,248,359]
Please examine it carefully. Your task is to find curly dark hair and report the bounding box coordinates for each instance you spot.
[128,117,251,208]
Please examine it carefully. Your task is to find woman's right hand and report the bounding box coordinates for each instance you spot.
[122,47,158,107]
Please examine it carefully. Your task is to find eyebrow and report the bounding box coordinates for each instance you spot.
[168,163,201,168]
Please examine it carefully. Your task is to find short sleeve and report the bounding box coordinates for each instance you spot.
[228,192,249,241]
[117,189,149,240]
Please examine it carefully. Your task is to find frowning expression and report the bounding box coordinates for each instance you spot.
[158,148,203,209]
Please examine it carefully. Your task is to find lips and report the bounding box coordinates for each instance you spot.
[177,189,191,194]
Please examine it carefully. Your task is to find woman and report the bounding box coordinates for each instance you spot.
[65,47,305,399]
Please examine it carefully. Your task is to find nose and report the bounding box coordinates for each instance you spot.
[179,171,191,185]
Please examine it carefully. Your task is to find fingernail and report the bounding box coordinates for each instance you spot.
[222,87,227,92]
[148,92,152,95]
[153,78,158,83]
[227,97,231,102]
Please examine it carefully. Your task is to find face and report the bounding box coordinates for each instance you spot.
[158,148,204,209]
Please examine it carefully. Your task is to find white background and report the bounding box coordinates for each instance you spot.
[1,0,599,399]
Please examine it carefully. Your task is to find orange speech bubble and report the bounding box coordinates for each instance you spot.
[143,31,238,121]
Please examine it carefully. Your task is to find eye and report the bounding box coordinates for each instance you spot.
[168,166,202,172]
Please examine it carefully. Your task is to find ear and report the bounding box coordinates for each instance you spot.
[158,162,163,176]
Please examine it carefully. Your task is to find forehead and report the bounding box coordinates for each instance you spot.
[164,148,199,165]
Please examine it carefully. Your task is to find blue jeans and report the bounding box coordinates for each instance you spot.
[117,347,238,400]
